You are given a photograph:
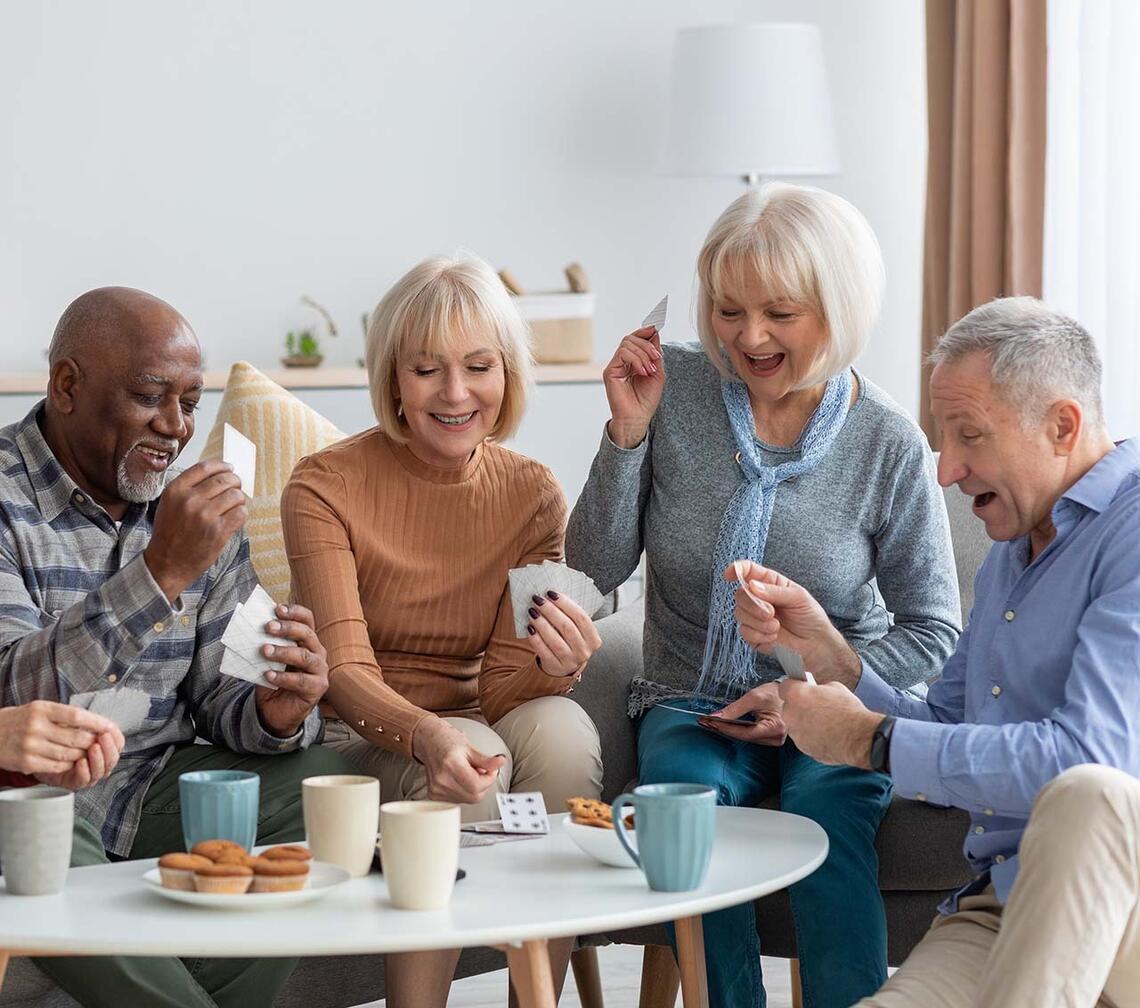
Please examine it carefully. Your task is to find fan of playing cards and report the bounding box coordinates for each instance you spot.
[508,561,605,638]
[220,585,288,689]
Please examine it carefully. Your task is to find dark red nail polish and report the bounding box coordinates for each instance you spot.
[528,607,540,619]
[531,594,545,606]
[536,656,543,669]
[527,624,536,635]
[546,590,560,601]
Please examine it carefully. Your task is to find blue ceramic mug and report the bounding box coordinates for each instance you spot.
[612,783,716,892]
[178,770,259,851]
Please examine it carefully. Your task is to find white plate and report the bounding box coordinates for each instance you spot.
[562,816,638,868]
[143,860,351,909]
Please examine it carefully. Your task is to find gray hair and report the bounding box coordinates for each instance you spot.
[929,297,1105,429]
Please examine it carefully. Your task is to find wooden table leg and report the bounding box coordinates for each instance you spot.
[505,939,557,1008]
[570,945,605,1008]
[0,952,10,990]
[639,944,680,1008]
[673,916,709,1008]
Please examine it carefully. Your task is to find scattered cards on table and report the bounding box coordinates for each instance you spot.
[222,423,257,499]
[508,561,605,638]
[642,294,668,333]
[220,585,287,689]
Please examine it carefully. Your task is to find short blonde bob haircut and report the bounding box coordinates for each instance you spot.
[365,253,534,444]
[696,182,885,388]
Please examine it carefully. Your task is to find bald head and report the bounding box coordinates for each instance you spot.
[48,287,198,369]
[40,287,205,520]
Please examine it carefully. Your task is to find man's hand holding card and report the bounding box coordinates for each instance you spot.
[508,562,604,677]
[220,586,330,738]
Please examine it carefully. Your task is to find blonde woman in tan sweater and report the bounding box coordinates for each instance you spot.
[282,253,603,1007]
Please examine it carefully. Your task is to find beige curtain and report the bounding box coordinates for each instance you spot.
[920,0,1047,442]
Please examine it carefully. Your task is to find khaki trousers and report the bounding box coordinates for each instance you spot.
[858,764,1140,1008]
[323,695,603,823]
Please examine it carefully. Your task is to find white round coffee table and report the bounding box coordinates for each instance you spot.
[0,808,827,1008]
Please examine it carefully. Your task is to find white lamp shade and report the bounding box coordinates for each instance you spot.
[663,24,840,178]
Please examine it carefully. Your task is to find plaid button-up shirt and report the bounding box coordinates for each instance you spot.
[0,404,320,856]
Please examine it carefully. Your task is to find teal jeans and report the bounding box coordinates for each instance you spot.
[638,703,892,1008]
[33,743,354,1008]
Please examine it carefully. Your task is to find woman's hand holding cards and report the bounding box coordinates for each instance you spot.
[413,718,506,805]
[698,683,787,746]
[524,592,602,677]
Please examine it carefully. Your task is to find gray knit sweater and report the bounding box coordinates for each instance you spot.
[566,341,961,715]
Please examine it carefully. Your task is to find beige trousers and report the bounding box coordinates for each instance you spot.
[858,764,1140,1008]
[322,695,603,823]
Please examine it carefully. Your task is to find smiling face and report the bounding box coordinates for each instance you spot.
[710,269,831,407]
[931,351,1070,546]
[45,291,202,519]
[395,330,505,469]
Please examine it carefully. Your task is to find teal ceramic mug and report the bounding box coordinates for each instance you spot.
[178,770,259,851]
[612,783,716,892]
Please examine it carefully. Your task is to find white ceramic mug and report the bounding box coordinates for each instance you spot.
[0,786,74,895]
[302,774,380,877]
[379,800,460,910]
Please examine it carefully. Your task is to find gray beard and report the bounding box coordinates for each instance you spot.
[116,453,169,503]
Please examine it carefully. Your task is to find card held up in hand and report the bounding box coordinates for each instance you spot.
[496,792,550,834]
[223,424,257,499]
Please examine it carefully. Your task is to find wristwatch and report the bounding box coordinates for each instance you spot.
[869,716,897,773]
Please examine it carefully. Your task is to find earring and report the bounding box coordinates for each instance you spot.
[396,402,404,420]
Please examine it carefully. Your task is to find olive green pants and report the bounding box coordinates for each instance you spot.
[33,742,353,1008]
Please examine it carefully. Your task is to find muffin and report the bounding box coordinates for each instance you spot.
[250,856,311,893]
[158,852,213,891]
[259,844,314,863]
[191,839,247,862]
[193,863,254,894]
[213,848,257,867]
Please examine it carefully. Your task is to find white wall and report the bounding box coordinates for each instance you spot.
[1,0,927,430]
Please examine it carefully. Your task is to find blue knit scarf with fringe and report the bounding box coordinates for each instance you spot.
[694,368,853,702]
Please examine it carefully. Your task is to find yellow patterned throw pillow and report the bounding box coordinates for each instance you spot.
[199,362,345,602]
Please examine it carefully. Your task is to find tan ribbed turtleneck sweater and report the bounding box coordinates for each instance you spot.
[281,428,575,759]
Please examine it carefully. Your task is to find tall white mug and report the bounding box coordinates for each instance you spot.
[380,800,460,910]
[0,786,74,895]
[302,775,380,877]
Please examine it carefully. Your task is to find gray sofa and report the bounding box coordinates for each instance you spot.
[2,485,988,1007]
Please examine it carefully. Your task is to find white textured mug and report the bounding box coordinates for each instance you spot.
[380,800,460,910]
[302,774,380,877]
[0,786,74,895]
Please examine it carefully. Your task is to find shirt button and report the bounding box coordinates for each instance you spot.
[394,733,402,742]
[357,719,367,728]
[984,808,995,816]
[375,725,384,734]
[180,616,190,627]
[107,674,118,684]
[1004,610,1015,622]
[153,621,165,632]
[974,825,985,835]
[994,854,1006,864]
[72,492,85,504]
[916,793,927,802]
[991,685,1002,697]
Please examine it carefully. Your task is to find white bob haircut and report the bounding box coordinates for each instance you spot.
[929,296,1105,429]
[696,182,885,387]
[364,253,534,444]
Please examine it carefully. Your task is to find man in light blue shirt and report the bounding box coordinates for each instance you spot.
[712,297,1140,1006]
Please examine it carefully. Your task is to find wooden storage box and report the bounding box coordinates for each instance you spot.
[514,293,594,364]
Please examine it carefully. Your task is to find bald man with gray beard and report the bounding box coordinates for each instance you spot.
[0,288,353,1008]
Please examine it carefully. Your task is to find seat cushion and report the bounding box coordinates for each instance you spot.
[198,362,345,602]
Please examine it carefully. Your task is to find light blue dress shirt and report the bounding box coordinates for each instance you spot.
[856,439,1140,910]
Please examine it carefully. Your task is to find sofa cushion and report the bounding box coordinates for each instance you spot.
[198,362,345,602]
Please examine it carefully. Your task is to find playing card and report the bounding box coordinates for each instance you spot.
[772,644,817,686]
[70,687,151,733]
[496,792,550,834]
[508,562,605,638]
[223,423,257,498]
[642,294,668,333]
[220,585,287,689]
[654,699,758,727]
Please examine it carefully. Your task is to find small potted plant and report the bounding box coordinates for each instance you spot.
[281,296,337,367]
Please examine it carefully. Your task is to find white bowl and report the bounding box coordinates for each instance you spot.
[562,816,638,868]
